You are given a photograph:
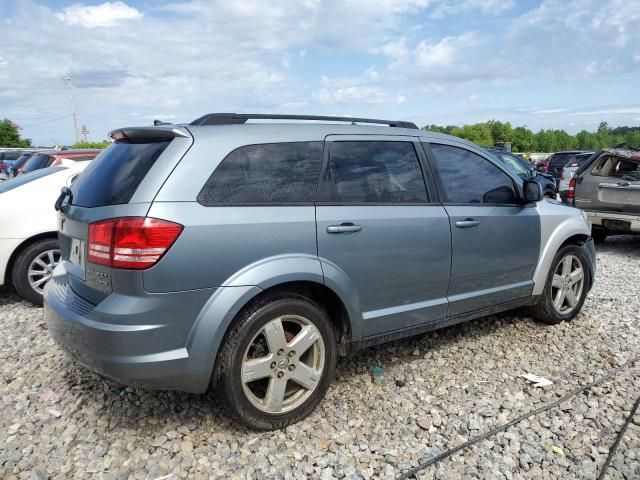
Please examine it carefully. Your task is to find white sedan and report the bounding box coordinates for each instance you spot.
[0,162,90,304]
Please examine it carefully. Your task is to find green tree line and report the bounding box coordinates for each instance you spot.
[0,118,110,149]
[423,120,640,152]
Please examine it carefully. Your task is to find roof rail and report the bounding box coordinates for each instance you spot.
[190,113,418,129]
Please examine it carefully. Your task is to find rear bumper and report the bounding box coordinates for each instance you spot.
[585,210,640,233]
[44,264,218,393]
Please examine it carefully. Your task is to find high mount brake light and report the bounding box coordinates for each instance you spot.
[88,217,183,269]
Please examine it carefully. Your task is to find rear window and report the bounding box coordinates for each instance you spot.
[198,142,323,205]
[592,156,640,180]
[70,141,169,207]
[548,153,577,168]
[22,153,53,173]
[0,167,66,193]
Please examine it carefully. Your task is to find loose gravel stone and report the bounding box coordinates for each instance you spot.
[0,236,639,479]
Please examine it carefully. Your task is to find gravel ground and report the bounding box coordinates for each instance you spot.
[1,236,639,480]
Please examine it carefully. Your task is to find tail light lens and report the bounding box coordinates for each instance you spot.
[88,217,183,269]
[567,178,576,202]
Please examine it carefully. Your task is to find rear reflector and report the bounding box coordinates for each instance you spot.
[567,178,576,202]
[88,217,183,269]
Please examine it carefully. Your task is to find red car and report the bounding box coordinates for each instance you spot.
[17,149,101,175]
[535,158,549,172]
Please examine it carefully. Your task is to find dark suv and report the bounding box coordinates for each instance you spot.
[45,114,595,430]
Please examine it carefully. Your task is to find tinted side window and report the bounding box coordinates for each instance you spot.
[430,143,517,204]
[198,142,323,205]
[323,141,428,203]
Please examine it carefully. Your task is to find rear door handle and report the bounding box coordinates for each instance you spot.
[455,219,480,228]
[326,223,362,234]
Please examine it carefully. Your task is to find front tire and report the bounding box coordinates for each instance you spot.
[12,239,60,306]
[530,244,590,325]
[213,294,337,430]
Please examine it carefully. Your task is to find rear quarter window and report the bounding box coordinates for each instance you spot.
[198,142,323,205]
[70,141,169,207]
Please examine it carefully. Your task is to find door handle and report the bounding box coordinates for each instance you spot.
[455,219,480,228]
[326,223,362,234]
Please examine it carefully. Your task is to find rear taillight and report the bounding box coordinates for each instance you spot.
[88,217,183,269]
[567,178,576,202]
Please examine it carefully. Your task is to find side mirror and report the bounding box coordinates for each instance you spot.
[523,180,543,203]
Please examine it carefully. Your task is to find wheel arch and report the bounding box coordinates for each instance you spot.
[532,210,592,296]
[3,231,58,285]
[184,255,361,393]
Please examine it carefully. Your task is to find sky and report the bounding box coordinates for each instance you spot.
[1,0,639,146]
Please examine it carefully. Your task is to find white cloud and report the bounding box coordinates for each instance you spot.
[430,0,515,18]
[414,33,477,67]
[566,106,640,117]
[532,108,569,114]
[55,2,142,28]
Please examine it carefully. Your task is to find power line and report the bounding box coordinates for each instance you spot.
[21,114,74,128]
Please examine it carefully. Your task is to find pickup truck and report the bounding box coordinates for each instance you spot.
[570,147,640,242]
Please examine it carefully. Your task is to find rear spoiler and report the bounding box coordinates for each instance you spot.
[108,126,191,143]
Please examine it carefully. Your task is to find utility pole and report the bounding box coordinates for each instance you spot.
[64,76,81,144]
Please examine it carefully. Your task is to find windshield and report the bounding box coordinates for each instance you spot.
[492,151,532,178]
[0,167,66,193]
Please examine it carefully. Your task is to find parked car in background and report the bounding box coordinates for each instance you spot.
[5,152,35,178]
[487,148,557,198]
[558,152,595,202]
[0,150,32,179]
[544,150,587,182]
[18,149,100,176]
[0,162,91,304]
[570,147,640,242]
[535,158,549,172]
[45,113,595,430]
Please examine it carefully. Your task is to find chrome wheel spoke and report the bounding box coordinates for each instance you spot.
[262,318,286,353]
[32,275,51,288]
[34,258,48,269]
[565,288,578,307]
[290,362,320,390]
[553,290,566,310]
[288,325,319,356]
[569,268,583,286]
[264,377,287,411]
[552,274,563,289]
[561,256,573,276]
[242,356,274,383]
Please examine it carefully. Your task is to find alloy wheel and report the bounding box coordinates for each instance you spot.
[241,314,325,414]
[27,249,61,294]
[551,254,584,314]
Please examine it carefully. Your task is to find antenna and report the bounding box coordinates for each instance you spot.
[80,124,89,143]
[64,76,81,144]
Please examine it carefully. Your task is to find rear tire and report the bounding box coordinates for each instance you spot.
[11,239,60,306]
[530,244,590,325]
[213,294,337,430]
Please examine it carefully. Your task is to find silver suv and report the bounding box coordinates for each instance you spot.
[44,114,596,430]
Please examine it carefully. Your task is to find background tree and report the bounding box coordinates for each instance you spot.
[422,121,640,151]
[0,119,32,147]
[70,140,110,149]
